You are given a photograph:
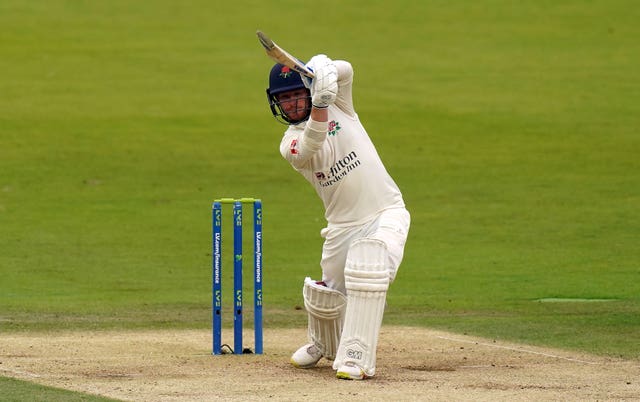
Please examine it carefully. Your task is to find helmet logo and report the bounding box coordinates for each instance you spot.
[279,66,292,78]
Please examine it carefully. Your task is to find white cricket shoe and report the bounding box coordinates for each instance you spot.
[290,343,323,368]
[336,362,368,380]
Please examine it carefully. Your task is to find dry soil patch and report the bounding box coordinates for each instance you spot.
[1,327,638,401]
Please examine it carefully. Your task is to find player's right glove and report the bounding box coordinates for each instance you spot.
[304,54,338,108]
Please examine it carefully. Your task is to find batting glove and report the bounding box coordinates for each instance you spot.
[301,54,330,88]
[305,55,338,108]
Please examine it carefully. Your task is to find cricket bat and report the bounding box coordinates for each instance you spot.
[256,30,315,79]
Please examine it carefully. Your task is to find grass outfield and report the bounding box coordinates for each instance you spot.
[0,377,119,402]
[1,0,639,385]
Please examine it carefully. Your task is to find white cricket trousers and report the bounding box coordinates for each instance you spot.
[319,207,410,295]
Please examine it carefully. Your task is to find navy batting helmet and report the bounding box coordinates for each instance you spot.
[266,64,311,125]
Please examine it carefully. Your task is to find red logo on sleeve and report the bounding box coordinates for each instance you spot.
[290,139,299,154]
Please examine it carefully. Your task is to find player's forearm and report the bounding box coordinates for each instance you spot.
[280,117,327,167]
[334,60,353,84]
[299,117,327,157]
[291,108,327,164]
[333,60,355,117]
[310,105,328,122]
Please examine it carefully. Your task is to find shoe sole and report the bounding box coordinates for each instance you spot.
[290,358,320,369]
[336,371,367,380]
[336,372,356,380]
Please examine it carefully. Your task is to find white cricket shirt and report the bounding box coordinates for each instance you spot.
[279,61,405,227]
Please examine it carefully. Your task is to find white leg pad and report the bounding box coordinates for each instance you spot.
[333,238,389,377]
[303,277,347,360]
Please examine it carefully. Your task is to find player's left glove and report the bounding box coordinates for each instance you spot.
[304,54,338,108]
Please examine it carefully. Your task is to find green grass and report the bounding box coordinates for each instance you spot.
[1,4,639,397]
[0,377,120,402]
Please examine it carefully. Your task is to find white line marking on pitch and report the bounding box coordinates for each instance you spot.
[435,336,601,365]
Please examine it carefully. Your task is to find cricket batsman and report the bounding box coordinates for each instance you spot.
[265,55,410,380]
